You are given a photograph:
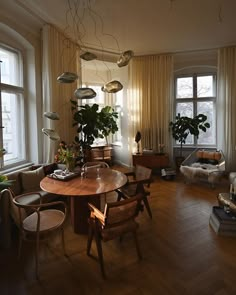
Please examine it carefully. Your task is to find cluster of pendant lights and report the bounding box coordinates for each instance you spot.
[57,49,133,97]
[42,50,133,140]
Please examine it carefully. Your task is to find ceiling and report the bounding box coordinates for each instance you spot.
[14,0,236,57]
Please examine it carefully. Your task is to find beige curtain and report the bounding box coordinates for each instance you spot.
[42,24,81,163]
[128,54,173,157]
[217,46,236,171]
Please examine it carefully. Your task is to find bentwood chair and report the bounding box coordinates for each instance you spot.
[116,165,153,218]
[10,189,67,278]
[82,161,110,169]
[87,194,143,278]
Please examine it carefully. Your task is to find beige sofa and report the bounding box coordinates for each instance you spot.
[0,163,59,249]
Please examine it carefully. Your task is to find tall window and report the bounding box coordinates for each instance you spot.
[0,45,25,168]
[175,73,216,146]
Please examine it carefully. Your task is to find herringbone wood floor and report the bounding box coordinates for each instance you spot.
[1,167,236,295]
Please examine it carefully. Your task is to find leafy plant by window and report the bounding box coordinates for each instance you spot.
[170,113,210,157]
[70,101,118,149]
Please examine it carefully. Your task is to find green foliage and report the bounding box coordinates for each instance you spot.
[98,106,118,145]
[70,101,118,148]
[169,113,210,156]
[0,174,15,190]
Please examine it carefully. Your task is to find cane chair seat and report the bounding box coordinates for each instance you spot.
[23,209,65,233]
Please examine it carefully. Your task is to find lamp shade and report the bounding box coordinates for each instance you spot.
[44,112,60,120]
[74,87,97,99]
[117,50,134,67]
[80,51,97,61]
[101,80,123,93]
[42,128,60,141]
[57,72,78,83]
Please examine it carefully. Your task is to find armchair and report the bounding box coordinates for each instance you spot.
[10,189,67,278]
[180,149,225,187]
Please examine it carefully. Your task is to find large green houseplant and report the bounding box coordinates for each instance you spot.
[98,106,118,145]
[70,101,118,149]
[170,113,210,158]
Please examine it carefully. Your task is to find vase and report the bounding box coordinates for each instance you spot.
[66,158,76,172]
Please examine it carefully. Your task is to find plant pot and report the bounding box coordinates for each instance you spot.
[175,156,185,169]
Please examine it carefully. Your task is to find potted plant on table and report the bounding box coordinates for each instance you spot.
[169,113,210,167]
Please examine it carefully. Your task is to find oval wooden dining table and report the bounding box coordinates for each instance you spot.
[40,168,127,234]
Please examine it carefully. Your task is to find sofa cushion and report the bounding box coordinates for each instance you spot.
[20,166,45,193]
[6,168,30,196]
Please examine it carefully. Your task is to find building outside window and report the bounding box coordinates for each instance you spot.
[175,73,216,146]
[0,44,25,168]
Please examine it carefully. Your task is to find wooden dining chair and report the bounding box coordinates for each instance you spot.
[116,165,153,219]
[87,194,143,278]
[7,189,67,279]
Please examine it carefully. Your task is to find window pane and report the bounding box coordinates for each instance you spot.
[87,85,104,105]
[176,77,193,98]
[197,101,215,145]
[176,102,193,144]
[197,75,214,97]
[0,47,21,87]
[176,102,193,118]
[2,92,24,163]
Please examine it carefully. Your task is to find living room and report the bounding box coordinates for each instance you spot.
[0,1,236,294]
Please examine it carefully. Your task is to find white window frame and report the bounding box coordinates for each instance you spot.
[0,43,26,169]
[174,72,217,147]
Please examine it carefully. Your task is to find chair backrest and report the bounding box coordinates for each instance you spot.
[103,195,141,227]
[134,165,152,185]
[82,161,110,169]
[91,147,112,161]
[1,188,27,227]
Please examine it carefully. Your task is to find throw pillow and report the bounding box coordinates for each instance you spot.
[20,166,45,193]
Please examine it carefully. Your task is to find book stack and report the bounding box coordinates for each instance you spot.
[209,206,236,236]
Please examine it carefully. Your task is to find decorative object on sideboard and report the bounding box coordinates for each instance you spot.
[135,131,141,154]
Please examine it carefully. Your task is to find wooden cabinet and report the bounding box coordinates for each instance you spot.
[132,153,169,170]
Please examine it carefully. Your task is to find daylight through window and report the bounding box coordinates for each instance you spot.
[175,73,216,146]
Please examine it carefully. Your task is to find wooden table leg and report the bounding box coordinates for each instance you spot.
[70,195,100,234]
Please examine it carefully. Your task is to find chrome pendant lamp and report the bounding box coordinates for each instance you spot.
[57,71,78,83]
[44,112,60,120]
[42,128,60,141]
[74,87,97,99]
[101,80,123,93]
[117,50,134,67]
[80,51,97,61]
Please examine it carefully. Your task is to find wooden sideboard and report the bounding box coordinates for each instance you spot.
[132,153,169,170]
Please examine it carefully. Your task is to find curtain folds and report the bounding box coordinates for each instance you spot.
[217,46,236,171]
[42,24,81,163]
[128,54,173,158]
